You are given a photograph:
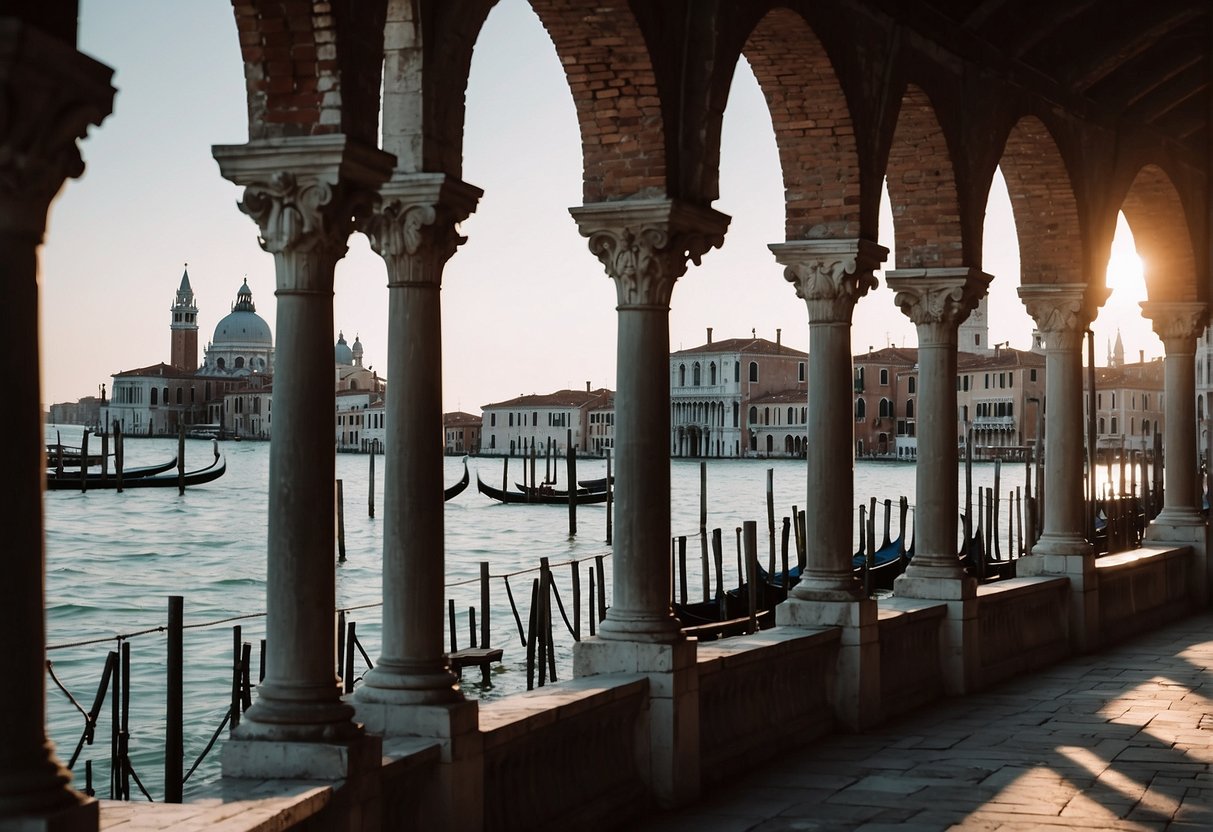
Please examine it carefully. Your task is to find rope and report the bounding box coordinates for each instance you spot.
[45,661,88,726]
[125,760,153,802]
[183,708,230,785]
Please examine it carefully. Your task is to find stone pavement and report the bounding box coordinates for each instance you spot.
[634,612,1213,831]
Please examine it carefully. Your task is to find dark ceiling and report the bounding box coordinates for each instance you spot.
[915,0,1210,161]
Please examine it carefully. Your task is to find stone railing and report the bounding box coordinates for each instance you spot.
[974,577,1069,689]
[876,599,945,720]
[479,675,649,832]
[1097,544,1192,645]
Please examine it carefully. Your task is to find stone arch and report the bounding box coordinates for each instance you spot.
[529,0,668,202]
[885,85,964,268]
[1118,165,1199,302]
[743,8,862,240]
[231,0,388,142]
[382,0,497,175]
[997,116,1083,286]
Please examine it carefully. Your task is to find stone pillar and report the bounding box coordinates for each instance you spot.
[1140,301,1209,602]
[768,239,887,728]
[569,198,728,809]
[886,269,990,694]
[0,22,112,832]
[213,136,393,780]
[353,174,483,829]
[1017,284,1105,650]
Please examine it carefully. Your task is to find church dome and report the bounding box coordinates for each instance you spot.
[334,331,354,365]
[213,278,271,347]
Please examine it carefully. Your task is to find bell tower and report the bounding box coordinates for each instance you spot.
[170,265,199,371]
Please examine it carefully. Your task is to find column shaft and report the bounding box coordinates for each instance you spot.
[912,339,961,574]
[1039,335,1090,551]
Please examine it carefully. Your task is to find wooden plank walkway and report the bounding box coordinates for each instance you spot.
[633,612,1213,831]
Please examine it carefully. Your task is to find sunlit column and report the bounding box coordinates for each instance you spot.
[769,240,887,601]
[357,174,481,704]
[886,269,989,583]
[1141,300,1208,526]
[570,199,728,642]
[213,137,392,747]
[1019,284,1104,556]
[0,23,112,828]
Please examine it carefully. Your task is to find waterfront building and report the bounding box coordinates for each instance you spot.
[670,328,807,458]
[747,389,808,458]
[12,4,1210,831]
[1085,357,1165,453]
[852,345,918,458]
[956,346,1047,456]
[443,411,482,455]
[481,385,612,457]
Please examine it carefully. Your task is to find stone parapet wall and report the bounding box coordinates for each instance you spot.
[876,600,946,719]
[974,577,1070,689]
[1098,545,1193,645]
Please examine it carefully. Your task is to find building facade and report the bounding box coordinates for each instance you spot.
[443,411,482,455]
[481,386,613,457]
[852,346,919,458]
[1086,359,1165,453]
[956,347,1047,456]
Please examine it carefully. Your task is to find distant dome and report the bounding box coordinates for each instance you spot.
[213,278,271,347]
[334,331,353,365]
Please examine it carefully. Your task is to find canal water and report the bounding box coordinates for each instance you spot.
[43,424,1045,799]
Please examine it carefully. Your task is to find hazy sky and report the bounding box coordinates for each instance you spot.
[46,0,1158,411]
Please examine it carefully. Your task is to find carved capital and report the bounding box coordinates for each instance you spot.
[570,199,729,308]
[886,268,991,346]
[1018,283,1105,350]
[1140,300,1208,352]
[0,23,114,237]
[213,136,394,291]
[362,173,482,287]
[769,239,887,324]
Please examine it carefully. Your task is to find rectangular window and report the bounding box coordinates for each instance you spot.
[1030,369,1038,382]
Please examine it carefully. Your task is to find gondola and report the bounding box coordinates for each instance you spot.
[576,475,614,492]
[444,458,470,501]
[477,473,608,505]
[45,456,179,485]
[45,453,226,490]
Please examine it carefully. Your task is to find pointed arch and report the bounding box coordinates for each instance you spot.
[997,116,1083,286]
[885,85,964,268]
[743,8,862,240]
[1119,165,1199,302]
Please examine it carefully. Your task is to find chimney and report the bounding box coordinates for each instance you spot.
[1139,350,1144,364]
[706,327,713,345]
[994,343,1001,359]
[586,381,591,392]
[776,328,782,346]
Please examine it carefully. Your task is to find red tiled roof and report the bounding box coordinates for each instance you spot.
[671,337,806,359]
[444,411,482,427]
[483,388,614,410]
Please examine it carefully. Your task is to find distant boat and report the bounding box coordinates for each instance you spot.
[477,473,608,505]
[45,452,226,491]
[46,456,178,484]
[444,459,470,501]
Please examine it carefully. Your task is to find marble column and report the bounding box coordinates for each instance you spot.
[1017,283,1105,651]
[1140,301,1207,527]
[768,239,887,729]
[213,137,393,778]
[0,23,113,832]
[888,269,989,588]
[356,174,480,707]
[768,239,887,602]
[570,198,728,808]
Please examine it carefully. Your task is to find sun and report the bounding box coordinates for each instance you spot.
[1105,212,1145,296]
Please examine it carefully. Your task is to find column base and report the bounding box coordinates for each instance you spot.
[776,597,880,729]
[1147,510,1205,532]
[892,574,978,694]
[1017,551,1098,652]
[899,560,969,585]
[0,798,96,832]
[596,610,685,644]
[221,730,381,782]
[350,699,482,830]
[788,575,865,604]
[573,638,699,808]
[1030,532,1094,558]
[354,663,462,706]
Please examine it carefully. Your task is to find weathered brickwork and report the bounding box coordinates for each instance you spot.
[530,0,667,202]
[1121,164,1199,302]
[885,85,964,268]
[744,8,862,241]
[998,115,1084,286]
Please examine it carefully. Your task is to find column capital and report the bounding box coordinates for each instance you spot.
[0,22,115,237]
[570,199,729,309]
[1139,300,1208,351]
[362,173,482,287]
[213,136,395,291]
[769,238,888,324]
[886,267,991,346]
[1018,283,1107,349]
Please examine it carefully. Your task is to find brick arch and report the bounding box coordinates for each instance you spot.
[997,115,1083,285]
[743,8,861,240]
[528,0,666,202]
[1119,165,1198,302]
[382,0,496,176]
[232,0,387,142]
[885,85,963,268]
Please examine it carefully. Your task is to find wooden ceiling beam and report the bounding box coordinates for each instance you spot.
[1065,7,1204,91]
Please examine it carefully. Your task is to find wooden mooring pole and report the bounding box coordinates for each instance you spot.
[164,596,183,803]
[177,423,186,495]
[567,429,576,536]
[79,429,89,493]
[336,479,346,562]
[368,452,375,518]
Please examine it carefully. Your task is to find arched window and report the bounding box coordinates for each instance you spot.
[175,388,183,405]
[879,398,891,418]
[732,402,739,427]
[709,362,717,385]
[880,368,889,385]
[1111,417,1118,434]
[798,362,805,382]
[217,357,226,371]
[150,388,158,406]
[906,399,915,418]
[189,387,195,403]
[734,361,740,382]
[764,407,770,425]
[235,356,245,369]
[787,407,794,424]
[1142,419,1150,436]
[748,406,757,424]
[163,387,169,404]
[679,364,686,386]
[1099,417,1106,433]
[908,377,917,394]
[693,362,701,386]
[749,361,758,382]
[855,398,866,420]
[766,434,773,454]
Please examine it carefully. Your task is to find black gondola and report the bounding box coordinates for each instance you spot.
[477,473,609,505]
[444,458,470,501]
[45,456,179,485]
[45,453,226,490]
